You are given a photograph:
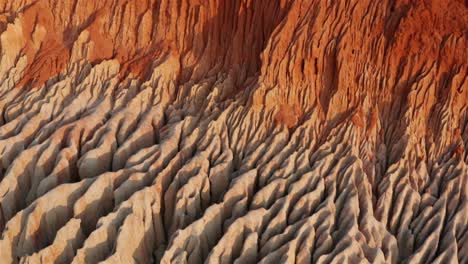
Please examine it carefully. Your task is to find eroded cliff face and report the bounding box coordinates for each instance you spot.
[0,0,466,263]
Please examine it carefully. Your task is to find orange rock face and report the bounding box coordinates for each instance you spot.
[0,0,466,263]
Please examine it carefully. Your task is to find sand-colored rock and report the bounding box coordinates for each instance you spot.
[0,0,466,263]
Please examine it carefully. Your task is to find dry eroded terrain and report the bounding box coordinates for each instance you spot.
[0,0,467,263]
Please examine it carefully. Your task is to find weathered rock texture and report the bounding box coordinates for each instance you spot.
[0,0,467,263]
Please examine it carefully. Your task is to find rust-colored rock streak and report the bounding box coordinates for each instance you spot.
[0,0,466,263]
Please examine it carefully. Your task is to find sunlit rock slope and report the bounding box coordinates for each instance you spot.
[0,0,467,263]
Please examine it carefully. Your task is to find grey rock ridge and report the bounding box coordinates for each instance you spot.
[0,0,467,263]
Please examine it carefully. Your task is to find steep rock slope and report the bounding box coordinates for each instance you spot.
[0,0,466,263]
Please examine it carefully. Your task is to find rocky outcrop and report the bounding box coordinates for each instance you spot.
[0,0,466,263]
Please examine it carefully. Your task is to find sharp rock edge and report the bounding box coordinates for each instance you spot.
[0,0,467,263]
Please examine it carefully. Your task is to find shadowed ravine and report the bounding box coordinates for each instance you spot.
[0,0,467,263]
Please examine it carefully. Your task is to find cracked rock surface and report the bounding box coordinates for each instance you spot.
[0,0,467,263]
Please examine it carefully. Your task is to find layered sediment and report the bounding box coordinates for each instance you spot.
[0,0,467,263]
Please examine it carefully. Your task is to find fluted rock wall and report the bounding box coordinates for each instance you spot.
[0,0,466,263]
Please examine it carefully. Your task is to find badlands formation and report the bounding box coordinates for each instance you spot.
[0,0,467,263]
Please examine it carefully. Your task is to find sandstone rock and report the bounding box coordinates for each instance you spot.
[0,0,466,263]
